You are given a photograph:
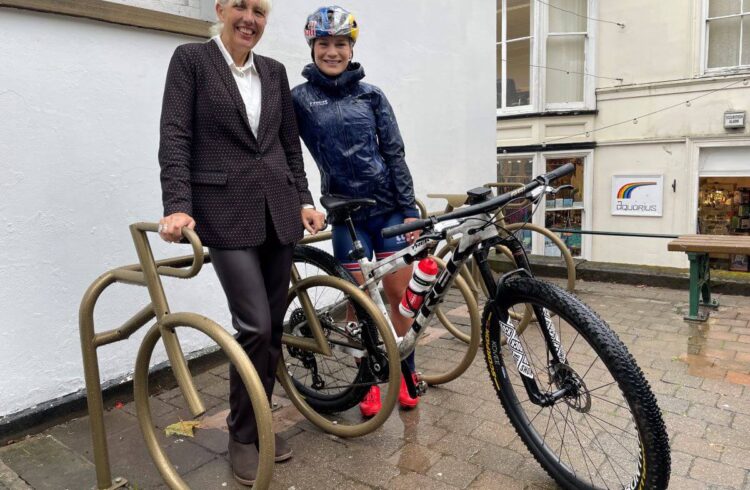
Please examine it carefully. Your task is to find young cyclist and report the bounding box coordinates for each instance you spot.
[292,6,422,416]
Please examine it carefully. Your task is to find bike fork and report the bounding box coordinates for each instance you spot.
[475,241,568,407]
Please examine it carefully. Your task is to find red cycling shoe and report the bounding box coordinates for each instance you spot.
[359,385,381,417]
[398,374,420,409]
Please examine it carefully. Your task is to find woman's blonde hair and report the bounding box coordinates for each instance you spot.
[210,0,273,37]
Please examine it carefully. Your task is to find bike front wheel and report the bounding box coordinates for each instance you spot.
[482,276,670,490]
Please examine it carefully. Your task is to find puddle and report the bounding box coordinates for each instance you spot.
[677,321,750,385]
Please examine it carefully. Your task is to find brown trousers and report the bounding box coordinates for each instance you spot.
[209,222,293,444]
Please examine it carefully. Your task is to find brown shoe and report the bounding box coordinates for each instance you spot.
[274,434,293,462]
[228,439,259,486]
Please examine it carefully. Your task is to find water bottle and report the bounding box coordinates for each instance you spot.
[399,258,439,318]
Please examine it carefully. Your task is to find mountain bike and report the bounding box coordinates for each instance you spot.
[282,162,670,488]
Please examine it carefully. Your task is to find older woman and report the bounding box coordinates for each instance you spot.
[292,6,422,418]
[157,0,325,485]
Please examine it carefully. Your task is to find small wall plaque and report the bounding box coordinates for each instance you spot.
[724,111,746,129]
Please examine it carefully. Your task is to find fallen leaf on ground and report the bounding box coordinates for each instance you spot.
[165,420,201,438]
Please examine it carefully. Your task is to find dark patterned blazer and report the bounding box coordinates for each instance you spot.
[159,41,314,248]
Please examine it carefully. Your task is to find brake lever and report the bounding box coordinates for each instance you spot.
[528,185,555,199]
[551,184,575,194]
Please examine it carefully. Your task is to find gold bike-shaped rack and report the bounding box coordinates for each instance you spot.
[79,223,274,490]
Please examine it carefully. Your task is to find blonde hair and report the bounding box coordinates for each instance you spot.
[210,0,273,37]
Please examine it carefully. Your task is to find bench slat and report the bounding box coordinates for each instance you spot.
[668,235,750,255]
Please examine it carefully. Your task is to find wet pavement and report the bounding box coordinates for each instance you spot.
[2,278,750,489]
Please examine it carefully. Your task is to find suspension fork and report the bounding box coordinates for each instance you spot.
[479,239,568,406]
[503,239,567,365]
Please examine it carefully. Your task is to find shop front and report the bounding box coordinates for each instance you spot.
[697,145,750,271]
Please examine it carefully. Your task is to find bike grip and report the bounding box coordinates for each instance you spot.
[382,218,429,238]
[544,162,576,182]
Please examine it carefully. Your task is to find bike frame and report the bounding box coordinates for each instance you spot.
[353,205,571,408]
[337,162,577,404]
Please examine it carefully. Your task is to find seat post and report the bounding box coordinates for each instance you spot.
[344,215,366,261]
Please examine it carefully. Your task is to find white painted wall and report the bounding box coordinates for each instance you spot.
[0,2,495,418]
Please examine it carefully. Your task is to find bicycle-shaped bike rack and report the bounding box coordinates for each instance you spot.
[79,223,274,490]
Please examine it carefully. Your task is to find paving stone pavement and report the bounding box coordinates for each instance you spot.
[2,278,750,489]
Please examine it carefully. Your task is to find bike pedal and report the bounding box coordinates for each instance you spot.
[414,371,428,396]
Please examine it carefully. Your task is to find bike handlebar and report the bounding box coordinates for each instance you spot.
[382,162,575,239]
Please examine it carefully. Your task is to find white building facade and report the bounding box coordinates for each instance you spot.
[496,0,750,268]
[0,1,496,420]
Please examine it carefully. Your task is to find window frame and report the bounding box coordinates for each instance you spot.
[0,0,210,37]
[701,0,750,74]
[497,0,539,115]
[497,0,597,116]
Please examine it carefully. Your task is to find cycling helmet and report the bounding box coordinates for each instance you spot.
[304,6,359,47]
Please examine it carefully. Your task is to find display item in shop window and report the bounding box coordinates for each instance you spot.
[729,254,749,272]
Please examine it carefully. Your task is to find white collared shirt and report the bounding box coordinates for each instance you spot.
[213,36,262,137]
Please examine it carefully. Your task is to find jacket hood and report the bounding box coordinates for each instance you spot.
[301,62,365,93]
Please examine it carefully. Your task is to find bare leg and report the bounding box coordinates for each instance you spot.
[349,268,412,337]
[382,267,413,337]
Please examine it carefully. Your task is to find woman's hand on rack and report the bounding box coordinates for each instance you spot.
[158,212,195,243]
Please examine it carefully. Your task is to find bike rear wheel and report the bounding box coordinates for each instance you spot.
[285,245,371,413]
[482,276,670,490]
[278,267,400,437]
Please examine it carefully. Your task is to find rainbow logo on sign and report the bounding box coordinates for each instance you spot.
[617,182,656,199]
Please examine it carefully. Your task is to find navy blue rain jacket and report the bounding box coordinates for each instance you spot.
[291,63,419,223]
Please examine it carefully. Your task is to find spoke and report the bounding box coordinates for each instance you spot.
[565,331,581,358]
[588,392,631,412]
[561,405,600,487]
[548,405,573,469]
[555,406,622,489]
[581,414,627,487]
[580,353,600,380]
[542,406,554,446]
[558,404,576,479]
[583,412,639,460]
[583,407,635,437]
[527,404,546,426]
[585,380,617,394]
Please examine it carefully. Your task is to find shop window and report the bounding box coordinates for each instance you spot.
[705,0,750,70]
[698,177,750,270]
[497,156,534,252]
[544,157,585,258]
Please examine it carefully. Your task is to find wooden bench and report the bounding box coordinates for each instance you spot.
[668,235,750,321]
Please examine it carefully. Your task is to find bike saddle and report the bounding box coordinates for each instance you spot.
[320,195,377,215]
